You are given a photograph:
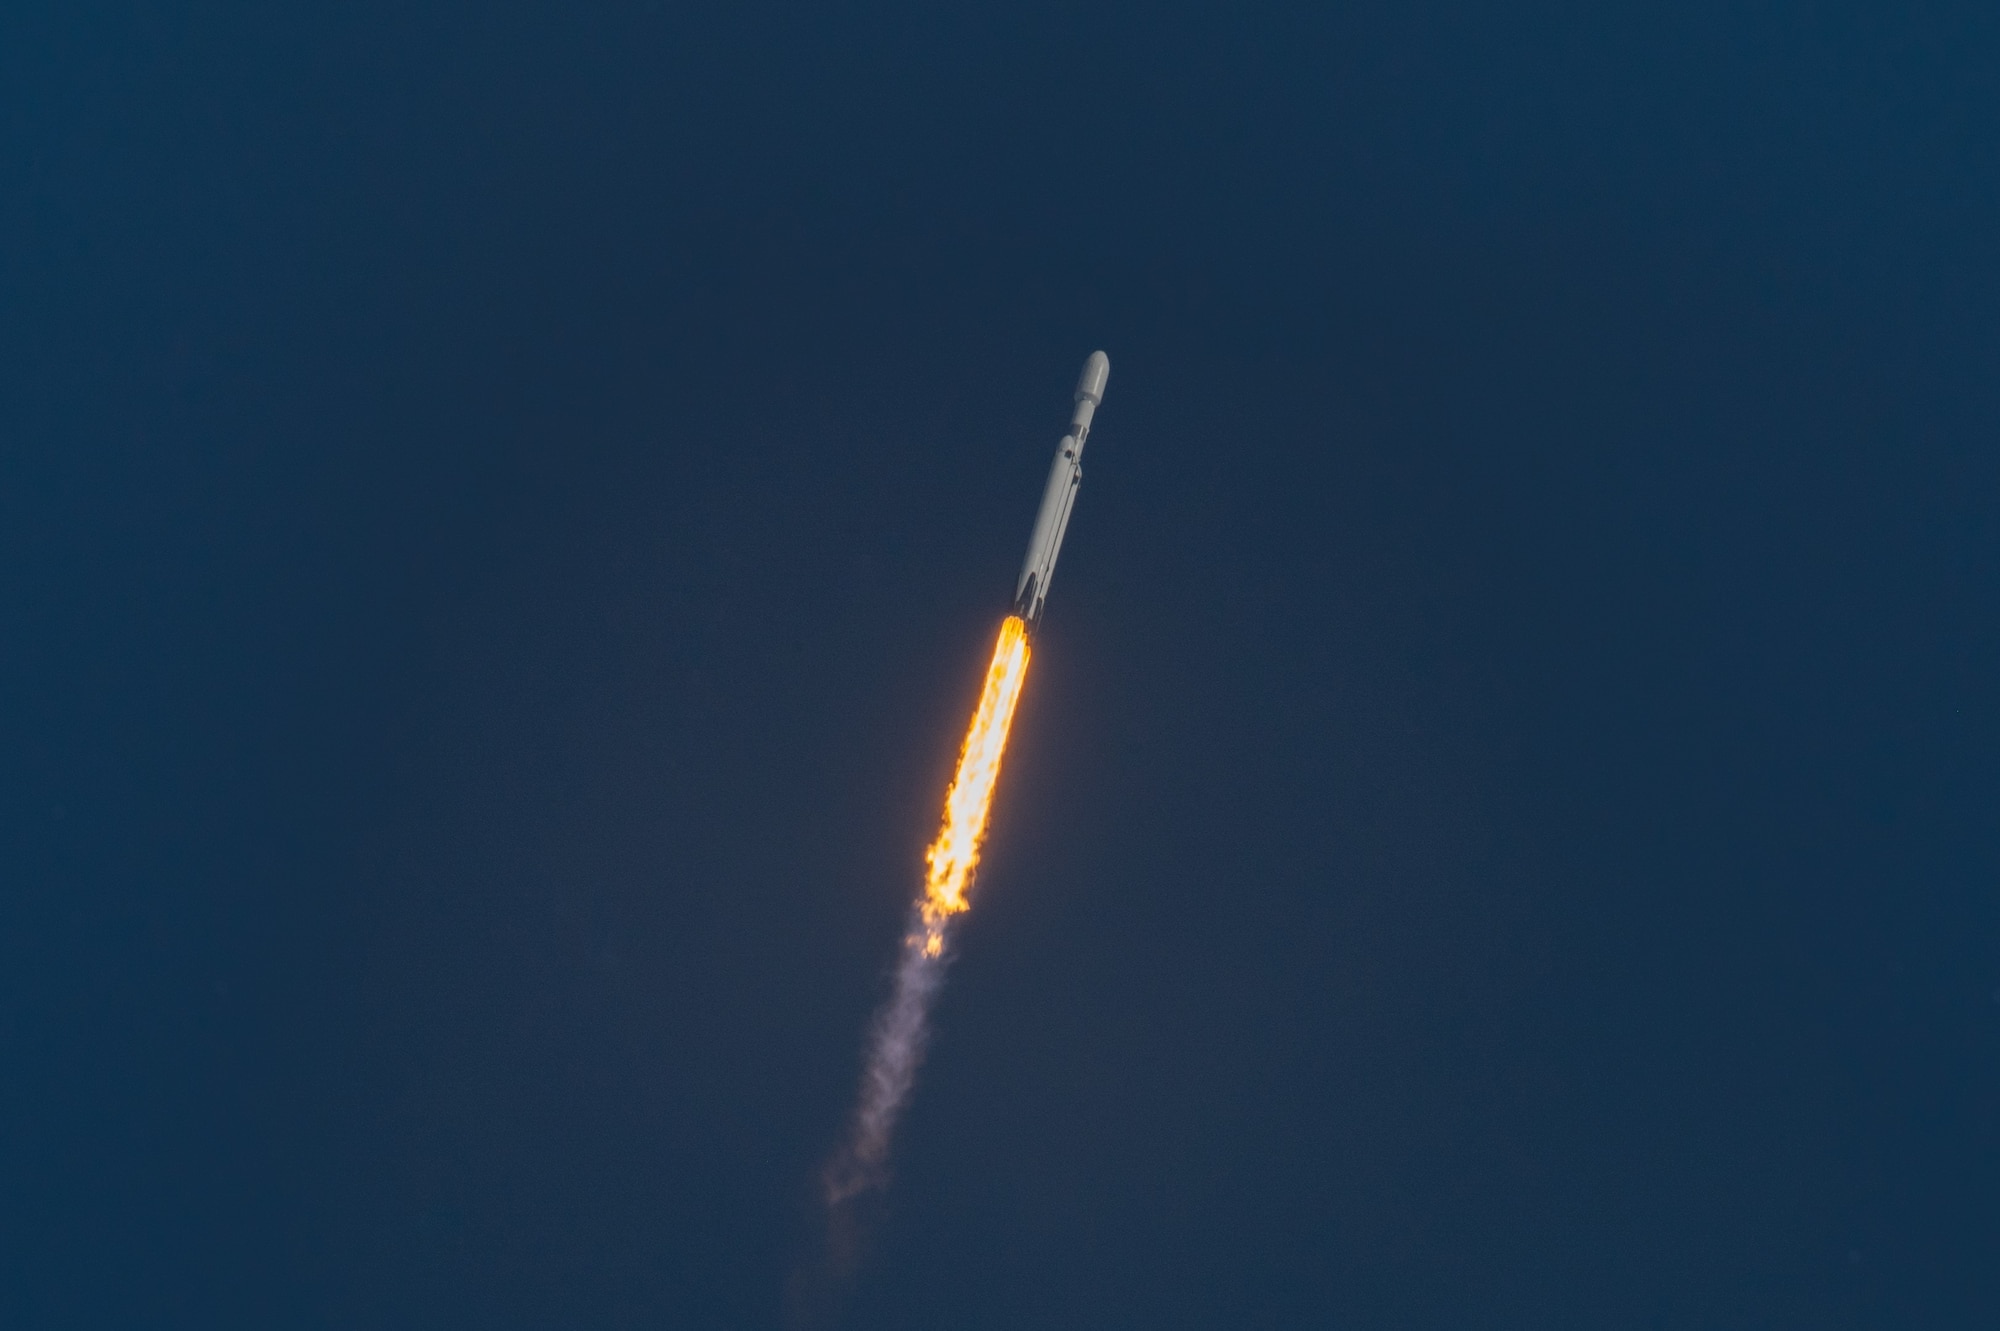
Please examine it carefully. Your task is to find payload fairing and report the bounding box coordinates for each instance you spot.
[1012,351,1110,634]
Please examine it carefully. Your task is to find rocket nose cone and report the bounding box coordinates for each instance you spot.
[1074,351,1110,404]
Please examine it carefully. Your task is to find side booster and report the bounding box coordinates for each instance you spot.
[1012,351,1110,634]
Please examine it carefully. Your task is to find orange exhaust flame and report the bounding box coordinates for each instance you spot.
[817,615,1034,1220]
[917,615,1032,954]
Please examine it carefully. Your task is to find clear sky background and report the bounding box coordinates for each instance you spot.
[5,3,1997,1327]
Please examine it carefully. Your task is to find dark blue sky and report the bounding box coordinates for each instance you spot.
[5,3,1997,1326]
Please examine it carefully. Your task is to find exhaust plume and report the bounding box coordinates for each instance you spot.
[815,614,1032,1236]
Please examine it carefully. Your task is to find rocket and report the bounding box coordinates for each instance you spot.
[1012,351,1110,634]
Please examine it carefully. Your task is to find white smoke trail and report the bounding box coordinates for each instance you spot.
[823,912,955,1206]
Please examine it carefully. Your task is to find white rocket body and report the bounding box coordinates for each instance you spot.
[1013,351,1109,633]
